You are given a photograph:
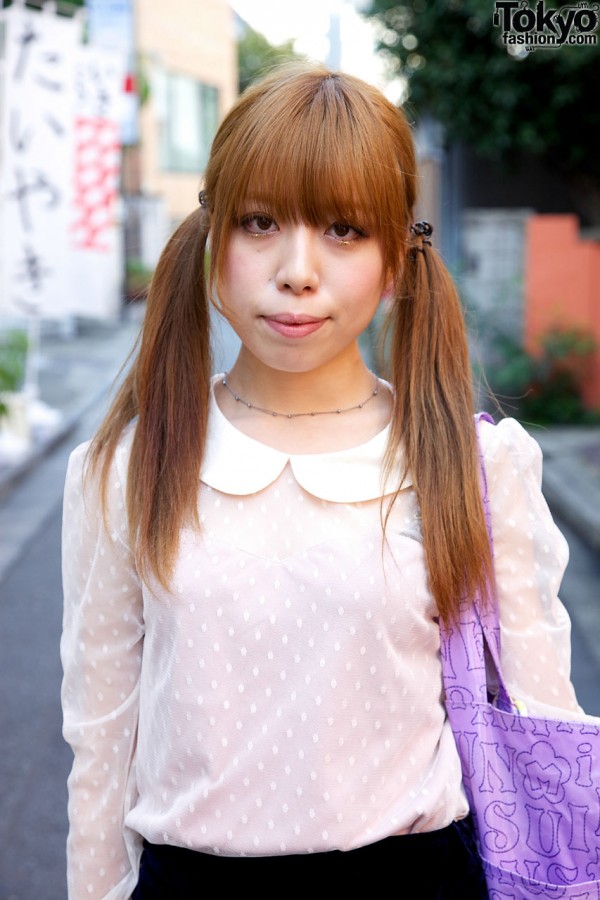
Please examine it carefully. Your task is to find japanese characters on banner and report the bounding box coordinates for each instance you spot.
[70,48,124,318]
[0,5,78,318]
[0,4,124,320]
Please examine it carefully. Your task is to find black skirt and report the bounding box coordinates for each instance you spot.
[132,816,488,899]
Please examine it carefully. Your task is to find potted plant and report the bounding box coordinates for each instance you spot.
[0,329,29,438]
[125,257,154,302]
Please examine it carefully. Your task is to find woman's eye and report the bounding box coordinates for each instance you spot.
[241,214,278,235]
[326,222,364,242]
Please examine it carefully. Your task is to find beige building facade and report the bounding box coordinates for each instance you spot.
[135,0,237,225]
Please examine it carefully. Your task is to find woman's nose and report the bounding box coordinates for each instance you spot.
[275,227,320,295]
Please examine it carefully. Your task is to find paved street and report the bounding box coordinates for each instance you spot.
[0,503,70,900]
[555,517,600,715]
[559,522,600,716]
[0,397,109,900]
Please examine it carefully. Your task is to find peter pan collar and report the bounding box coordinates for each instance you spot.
[201,375,412,502]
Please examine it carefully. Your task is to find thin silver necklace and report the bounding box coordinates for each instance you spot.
[221,373,380,419]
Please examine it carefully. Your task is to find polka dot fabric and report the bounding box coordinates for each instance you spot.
[61,393,583,899]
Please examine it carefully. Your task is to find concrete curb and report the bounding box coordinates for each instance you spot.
[0,314,142,501]
[0,387,103,501]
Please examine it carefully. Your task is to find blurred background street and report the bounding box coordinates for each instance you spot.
[1,0,599,898]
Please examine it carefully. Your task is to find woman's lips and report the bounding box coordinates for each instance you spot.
[263,314,327,338]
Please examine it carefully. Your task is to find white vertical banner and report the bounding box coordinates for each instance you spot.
[85,0,138,145]
[0,5,79,318]
[70,46,124,318]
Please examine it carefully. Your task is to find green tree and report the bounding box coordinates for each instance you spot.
[364,0,600,220]
[238,24,303,93]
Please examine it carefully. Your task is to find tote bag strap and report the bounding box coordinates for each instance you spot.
[473,413,503,674]
[440,414,515,712]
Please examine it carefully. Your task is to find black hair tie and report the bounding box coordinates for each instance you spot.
[410,221,433,250]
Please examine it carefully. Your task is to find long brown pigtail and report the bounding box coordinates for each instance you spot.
[384,238,494,624]
[88,206,212,586]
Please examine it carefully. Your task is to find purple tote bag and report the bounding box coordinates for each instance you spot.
[440,416,600,899]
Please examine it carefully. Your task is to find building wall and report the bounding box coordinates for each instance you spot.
[525,215,600,408]
[136,0,237,225]
[459,208,533,341]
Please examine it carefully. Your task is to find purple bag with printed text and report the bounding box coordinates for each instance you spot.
[440,414,600,899]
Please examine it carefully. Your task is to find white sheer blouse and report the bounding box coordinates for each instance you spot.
[61,383,583,899]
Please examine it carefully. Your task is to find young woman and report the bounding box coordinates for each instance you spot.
[61,65,584,899]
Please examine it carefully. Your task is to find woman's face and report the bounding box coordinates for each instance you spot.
[216,206,387,376]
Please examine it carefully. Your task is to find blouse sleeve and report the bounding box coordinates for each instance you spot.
[479,417,590,719]
[61,437,144,900]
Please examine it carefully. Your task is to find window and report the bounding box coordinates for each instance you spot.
[160,72,219,173]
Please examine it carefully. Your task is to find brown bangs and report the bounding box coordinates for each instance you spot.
[204,65,418,288]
